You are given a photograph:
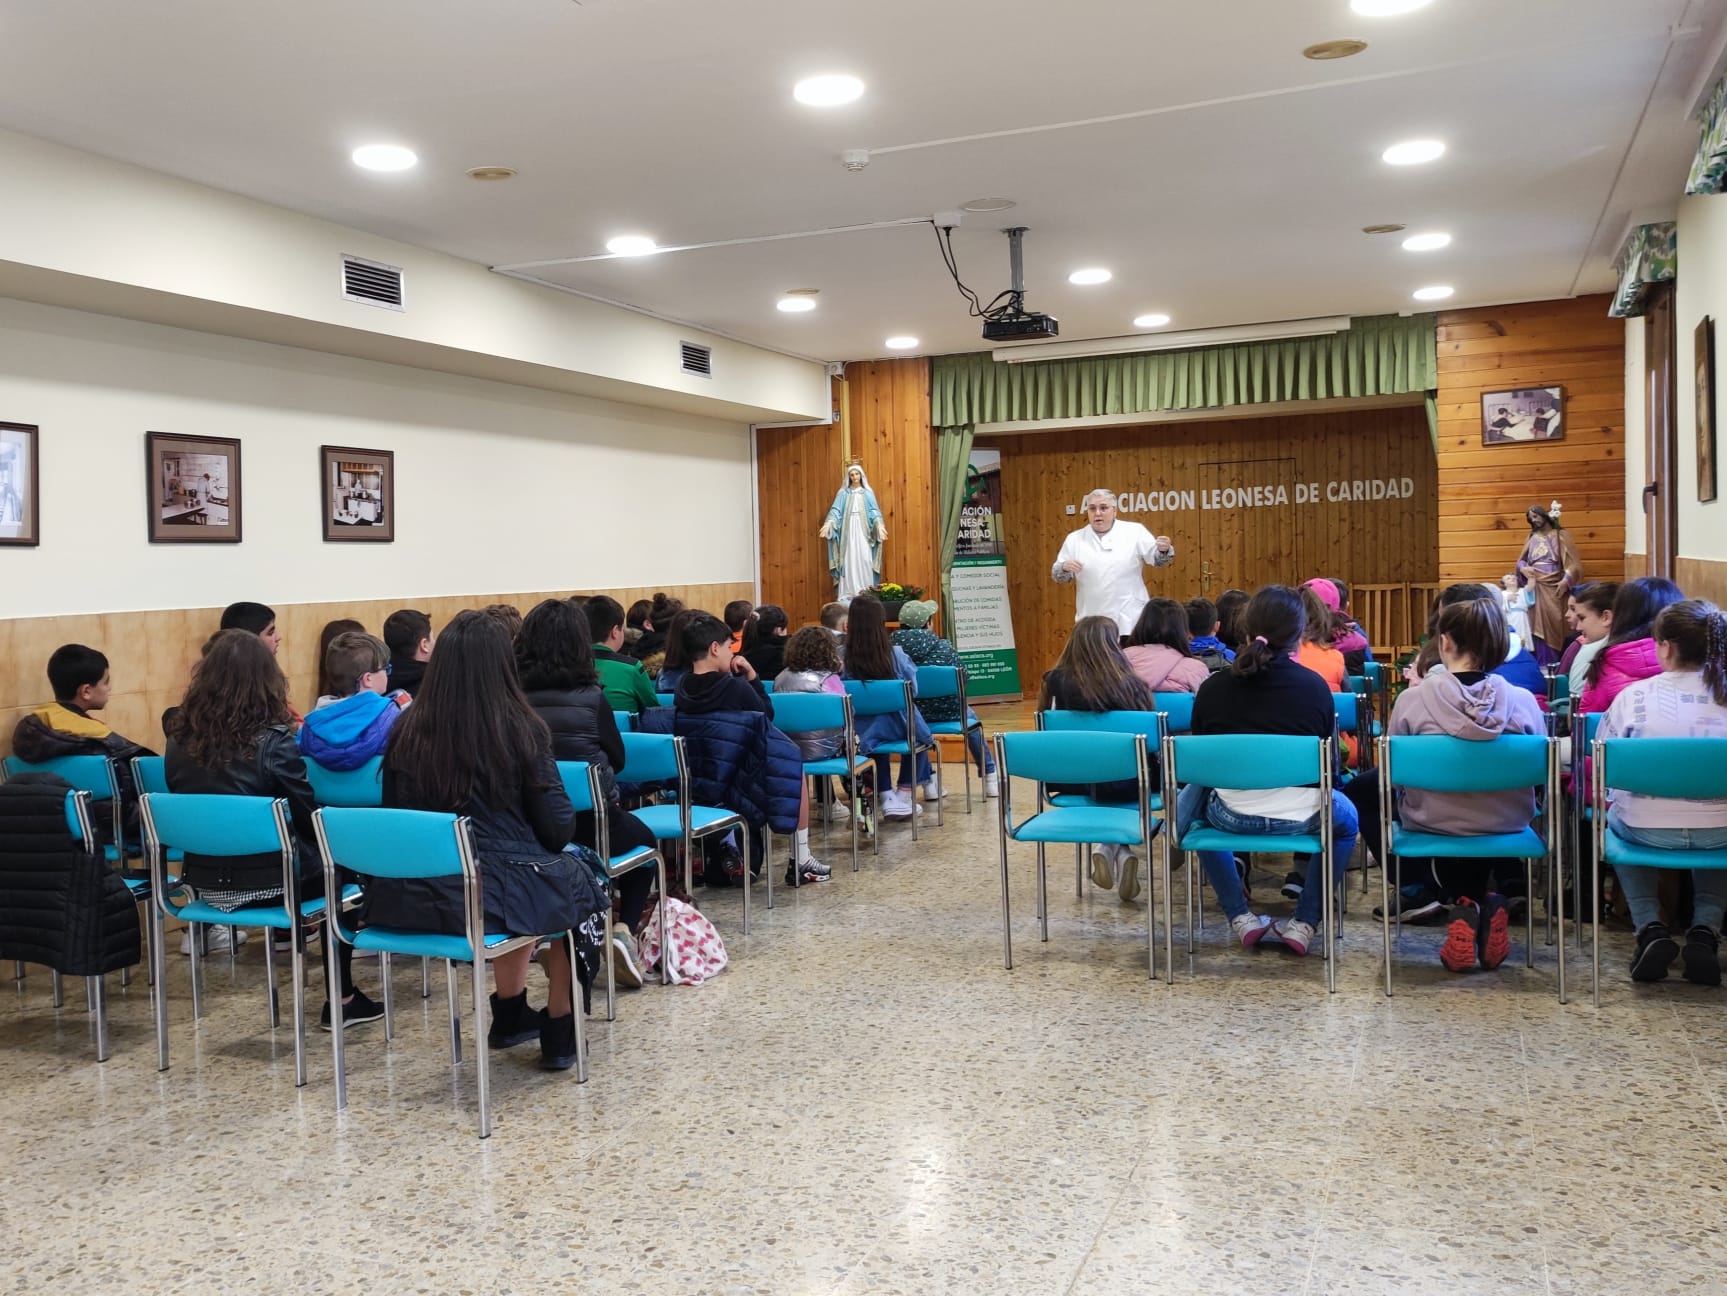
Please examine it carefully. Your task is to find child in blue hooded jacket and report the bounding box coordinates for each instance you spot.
[300,631,411,770]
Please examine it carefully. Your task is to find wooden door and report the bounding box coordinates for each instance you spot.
[1197,459,1298,596]
[1643,282,1678,579]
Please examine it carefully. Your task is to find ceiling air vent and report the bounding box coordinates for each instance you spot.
[341,255,404,310]
[680,341,713,377]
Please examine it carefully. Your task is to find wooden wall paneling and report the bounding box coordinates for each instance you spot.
[756,419,846,626]
[1434,296,1626,586]
[989,405,1438,684]
[843,359,939,604]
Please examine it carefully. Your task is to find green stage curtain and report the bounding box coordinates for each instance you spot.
[1609,222,1678,319]
[929,314,1436,428]
[1688,74,1727,196]
[935,423,975,609]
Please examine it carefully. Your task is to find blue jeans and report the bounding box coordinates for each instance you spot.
[1176,783,1359,927]
[1607,813,1727,931]
[965,719,996,775]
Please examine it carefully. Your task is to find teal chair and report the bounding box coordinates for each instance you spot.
[1038,708,1166,904]
[314,806,585,1137]
[1547,670,1571,716]
[993,730,1164,980]
[761,680,775,695]
[654,692,676,709]
[844,679,944,840]
[1163,733,1343,993]
[766,691,875,873]
[623,732,760,931]
[914,665,983,812]
[1590,736,1727,1007]
[1375,733,1560,999]
[556,759,668,1015]
[139,792,358,1084]
[1565,711,1604,955]
[613,710,636,733]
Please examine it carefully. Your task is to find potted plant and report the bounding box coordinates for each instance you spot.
[867,582,925,622]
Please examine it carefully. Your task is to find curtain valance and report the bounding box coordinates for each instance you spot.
[1688,73,1727,196]
[1609,222,1678,320]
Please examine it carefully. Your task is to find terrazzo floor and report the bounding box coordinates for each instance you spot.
[3,771,1723,1294]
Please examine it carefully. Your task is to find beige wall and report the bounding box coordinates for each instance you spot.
[0,581,751,760]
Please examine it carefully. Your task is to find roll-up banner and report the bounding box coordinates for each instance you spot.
[951,449,1022,700]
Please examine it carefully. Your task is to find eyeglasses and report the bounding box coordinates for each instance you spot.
[355,662,393,688]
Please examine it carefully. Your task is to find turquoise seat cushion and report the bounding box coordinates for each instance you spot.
[631,803,743,839]
[1181,828,1324,856]
[1010,805,1146,845]
[1603,832,1727,869]
[869,741,928,756]
[1051,791,1163,813]
[803,756,871,778]
[173,884,361,931]
[1392,826,1546,859]
[607,846,658,877]
[350,927,518,962]
[927,720,978,735]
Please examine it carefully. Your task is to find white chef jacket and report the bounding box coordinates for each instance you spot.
[1050,521,1176,635]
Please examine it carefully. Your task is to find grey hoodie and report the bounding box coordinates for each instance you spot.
[1388,671,1547,835]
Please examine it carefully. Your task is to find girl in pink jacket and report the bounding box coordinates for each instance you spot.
[1576,577,1684,719]
[1123,598,1211,695]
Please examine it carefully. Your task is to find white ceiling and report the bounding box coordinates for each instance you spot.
[0,0,1723,364]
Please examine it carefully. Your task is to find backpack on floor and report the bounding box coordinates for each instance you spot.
[636,896,728,985]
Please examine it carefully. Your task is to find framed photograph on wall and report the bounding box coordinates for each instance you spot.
[1698,317,1717,503]
[321,445,395,542]
[146,431,242,543]
[0,422,40,547]
[1481,386,1565,445]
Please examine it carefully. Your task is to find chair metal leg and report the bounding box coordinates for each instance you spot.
[1185,851,1197,954]
[88,976,109,1062]
[120,963,130,990]
[327,917,348,1112]
[1524,859,1536,969]
[381,950,395,1040]
[1323,842,1337,997]
[473,957,491,1138]
[998,820,1014,970]
[421,956,432,999]
[263,933,280,1028]
[765,826,774,909]
[740,824,752,935]
[656,854,671,986]
[1075,844,1083,899]
[1555,846,1567,1004]
[188,926,204,1021]
[290,937,308,1088]
[51,969,64,1009]
[446,961,462,1063]
[1036,843,1049,943]
[12,960,22,984]
[1382,849,1395,998]
[152,907,169,1072]
[569,933,588,1085]
[962,733,974,813]
[850,771,861,873]
[1162,827,1176,985]
[871,765,881,856]
[604,901,618,1023]
[228,925,239,967]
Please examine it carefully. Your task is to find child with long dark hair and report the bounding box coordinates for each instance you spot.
[1040,615,1157,902]
[165,629,381,1028]
[382,610,608,1071]
[1123,598,1210,694]
[844,594,936,821]
[1178,586,1359,955]
[1578,576,1685,718]
[515,598,659,990]
[1599,600,1727,985]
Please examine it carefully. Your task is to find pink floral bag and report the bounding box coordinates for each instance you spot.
[635,897,728,985]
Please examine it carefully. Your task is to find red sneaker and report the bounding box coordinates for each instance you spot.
[1440,898,1482,973]
[1479,893,1511,970]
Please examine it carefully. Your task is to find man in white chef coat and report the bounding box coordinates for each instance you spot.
[1050,489,1176,636]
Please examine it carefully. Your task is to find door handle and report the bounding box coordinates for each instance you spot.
[1201,559,1211,595]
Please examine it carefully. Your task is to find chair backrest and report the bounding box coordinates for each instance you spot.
[843,678,914,718]
[1579,711,1604,745]
[998,730,1146,786]
[768,690,851,737]
[62,788,98,850]
[1345,675,1369,697]
[1363,661,1386,688]
[304,755,385,807]
[915,665,962,701]
[1548,672,1571,705]
[613,709,636,733]
[1167,734,1326,790]
[139,792,291,857]
[1040,709,1163,741]
[555,760,601,814]
[314,806,473,880]
[1598,737,1727,800]
[1152,692,1195,734]
[131,755,169,795]
[654,692,676,709]
[619,731,683,784]
[1384,733,1551,793]
[1332,691,1359,732]
[761,679,776,694]
[2,753,117,801]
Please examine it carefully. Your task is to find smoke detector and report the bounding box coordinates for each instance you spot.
[840,148,870,172]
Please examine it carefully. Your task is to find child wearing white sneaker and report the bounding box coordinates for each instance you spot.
[843,595,934,821]
[890,599,1000,798]
[1038,616,1158,902]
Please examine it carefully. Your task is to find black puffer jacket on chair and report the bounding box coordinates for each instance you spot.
[0,774,141,976]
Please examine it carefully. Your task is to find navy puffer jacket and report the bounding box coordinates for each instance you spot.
[638,708,803,833]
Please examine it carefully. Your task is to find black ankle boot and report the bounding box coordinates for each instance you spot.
[1682,925,1722,987]
[540,1013,579,1071]
[488,991,545,1049]
[1630,922,1678,982]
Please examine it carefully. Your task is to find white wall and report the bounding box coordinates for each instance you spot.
[1676,192,1727,562]
[0,296,755,617]
[1624,315,1646,557]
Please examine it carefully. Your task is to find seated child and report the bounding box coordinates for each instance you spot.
[11,643,155,844]
[723,599,757,655]
[889,598,999,797]
[299,632,411,771]
[743,605,790,681]
[1186,598,1234,672]
[820,601,849,647]
[1124,598,1211,695]
[586,595,660,714]
[382,608,436,697]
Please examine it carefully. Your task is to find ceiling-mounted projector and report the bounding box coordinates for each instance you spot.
[934,223,1059,342]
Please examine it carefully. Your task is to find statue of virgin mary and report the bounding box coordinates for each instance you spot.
[817,463,887,601]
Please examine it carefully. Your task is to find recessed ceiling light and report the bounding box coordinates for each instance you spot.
[351,144,418,172]
[793,74,864,106]
[1362,223,1408,235]
[1068,268,1112,286]
[1133,313,1171,329]
[1383,139,1445,166]
[606,235,659,257]
[960,197,1018,213]
[1304,39,1368,60]
[1352,0,1434,15]
[1402,231,1452,252]
[777,290,819,313]
[466,166,517,181]
[884,336,919,350]
[1413,285,1455,301]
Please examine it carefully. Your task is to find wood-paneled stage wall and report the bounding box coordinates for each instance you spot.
[1434,295,1626,585]
[986,405,1439,685]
